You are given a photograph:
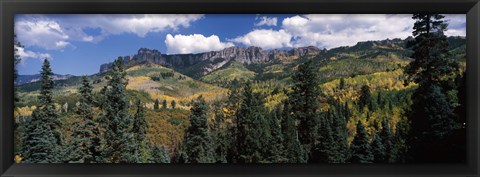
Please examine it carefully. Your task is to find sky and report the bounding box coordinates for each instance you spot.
[14,14,466,75]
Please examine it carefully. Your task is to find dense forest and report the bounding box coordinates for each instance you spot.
[13,14,466,163]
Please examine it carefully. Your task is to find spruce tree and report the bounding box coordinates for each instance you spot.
[280,99,307,163]
[330,104,350,163]
[266,107,286,163]
[171,100,176,109]
[311,112,335,163]
[67,76,101,163]
[154,99,160,111]
[379,119,393,162]
[22,59,62,163]
[377,91,383,108]
[371,134,386,163]
[339,78,346,90]
[405,14,460,162]
[349,121,373,163]
[162,99,167,109]
[183,95,215,163]
[133,99,147,162]
[359,85,372,110]
[236,81,269,163]
[100,57,135,163]
[151,145,171,163]
[290,60,321,154]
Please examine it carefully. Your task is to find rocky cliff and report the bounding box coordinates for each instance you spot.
[99,46,323,73]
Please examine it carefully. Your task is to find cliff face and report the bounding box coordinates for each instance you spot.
[99,46,322,73]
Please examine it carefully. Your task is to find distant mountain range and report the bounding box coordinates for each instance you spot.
[16,36,465,89]
[98,36,465,79]
[16,74,75,86]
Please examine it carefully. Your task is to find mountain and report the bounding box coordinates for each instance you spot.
[99,46,323,76]
[16,74,74,86]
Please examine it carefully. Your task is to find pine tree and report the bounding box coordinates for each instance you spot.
[67,76,101,163]
[22,59,62,163]
[290,60,321,154]
[236,81,269,163]
[371,134,386,163]
[280,99,307,163]
[379,119,394,162]
[211,102,229,163]
[171,100,176,109]
[377,91,383,108]
[162,99,167,109]
[349,121,373,163]
[339,78,346,90]
[405,14,460,162]
[330,103,349,163]
[359,85,372,110]
[266,107,286,163]
[404,14,457,86]
[154,99,160,111]
[100,57,135,163]
[311,112,335,163]
[151,145,171,163]
[133,99,147,162]
[183,95,215,163]
[408,84,457,162]
[225,79,243,163]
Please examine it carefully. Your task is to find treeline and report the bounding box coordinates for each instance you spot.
[19,59,170,163]
[171,13,466,163]
[15,14,465,164]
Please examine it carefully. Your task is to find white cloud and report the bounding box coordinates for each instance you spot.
[15,46,52,60]
[15,14,204,50]
[254,16,277,26]
[165,34,234,54]
[230,29,292,50]
[282,14,415,49]
[15,19,70,50]
[444,14,466,36]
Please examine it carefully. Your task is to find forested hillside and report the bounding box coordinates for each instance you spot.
[14,14,466,163]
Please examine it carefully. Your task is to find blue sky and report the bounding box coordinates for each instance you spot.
[15,14,466,75]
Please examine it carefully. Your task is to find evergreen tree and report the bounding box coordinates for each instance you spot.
[311,112,335,163]
[266,107,286,163]
[330,103,350,163]
[100,57,135,163]
[236,81,269,163]
[359,85,372,110]
[280,99,307,163]
[408,84,457,162]
[377,91,383,108]
[67,76,101,163]
[371,134,386,163]
[225,79,243,163]
[211,102,229,163]
[151,145,171,163]
[162,99,167,109]
[171,100,176,109]
[22,59,62,163]
[349,121,373,163]
[404,14,457,86]
[390,117,410,163]
[183,95,215,163]
[154,99,160,111]
[379,119,394,162]
[404,14,460,162]
[339,78,346,90]
[290,60,321,154]
[133,99,147,162]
